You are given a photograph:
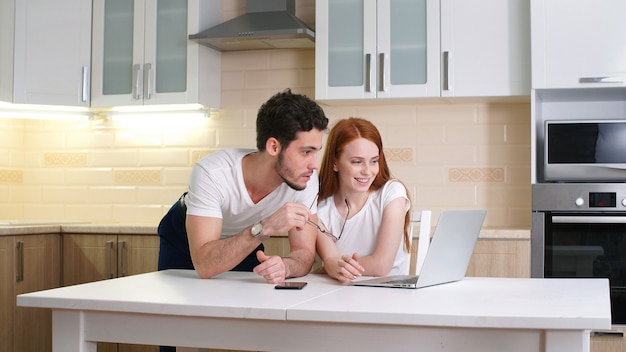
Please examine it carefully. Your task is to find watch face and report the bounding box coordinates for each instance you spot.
[252,222,262,236]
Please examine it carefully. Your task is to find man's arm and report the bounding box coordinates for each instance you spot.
[187,202,315,280]
[282,213,318,278]
[186,215,263,279]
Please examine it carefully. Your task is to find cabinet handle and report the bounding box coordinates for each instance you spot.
[442,51,450,91]
[81,66,90,103]
[591,330,624,337]
[579,76,625,84]
[106,240,114,279]
[365,53,372,92]
[118,240,126,277]
[132,64,142,100]
[144,63,152,100]
[378,53,385,92]
[15,241,24,282]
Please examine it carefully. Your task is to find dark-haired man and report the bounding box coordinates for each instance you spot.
[157,89,329,284]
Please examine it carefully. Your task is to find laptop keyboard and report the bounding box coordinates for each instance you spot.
[383,276,419,285]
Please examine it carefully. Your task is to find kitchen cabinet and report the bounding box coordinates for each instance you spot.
[62,233,159,352]
[315,0,440,100]
[315,0,530,101]
[62,233,159,284]
[0,0,91,106]
[591,327,626,352]
[90,0,221,108]
[440,0,530,98]
[0,234,61,352]
[531,0,626,89]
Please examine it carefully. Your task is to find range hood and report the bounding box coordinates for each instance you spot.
[189,0,315,52]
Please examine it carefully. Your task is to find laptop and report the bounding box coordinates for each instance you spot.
[350,209,487,289]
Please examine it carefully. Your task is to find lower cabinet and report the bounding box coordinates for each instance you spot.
[62,233,160,352]
[591,327,626,352]
[0,233,61,352]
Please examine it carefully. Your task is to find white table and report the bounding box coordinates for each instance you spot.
[17,270,611,352]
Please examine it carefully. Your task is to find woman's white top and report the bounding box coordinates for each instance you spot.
[317,180,411,275]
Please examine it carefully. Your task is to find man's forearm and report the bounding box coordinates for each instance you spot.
[282,248,315,278]
[193,230,262,279]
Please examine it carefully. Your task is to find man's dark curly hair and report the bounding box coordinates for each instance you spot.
[256,89,329,151]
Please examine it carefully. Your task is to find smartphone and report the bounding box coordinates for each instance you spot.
[274,281,307,290]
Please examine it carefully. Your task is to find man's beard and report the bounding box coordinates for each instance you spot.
[275,151,306,191]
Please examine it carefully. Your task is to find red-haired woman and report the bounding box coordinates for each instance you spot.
[314,118,411,283]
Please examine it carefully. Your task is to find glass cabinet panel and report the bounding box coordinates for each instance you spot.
[328,0,364,87]
[155,0,187,93]
[390,0,427,85]
[102,0,134,95]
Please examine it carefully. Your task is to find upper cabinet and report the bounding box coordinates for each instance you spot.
[315,0,440,100]
[440,0,530,98]
[0,0,91,107]
[90,0,221,108]
[531,0,626,89]
[315,0,530,101]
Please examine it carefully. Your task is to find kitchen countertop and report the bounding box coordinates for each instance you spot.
[0,221,158,236]
[0,221,530,239]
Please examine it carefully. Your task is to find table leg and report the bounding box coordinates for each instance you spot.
[52,310,97,352]
[545,330,590,352]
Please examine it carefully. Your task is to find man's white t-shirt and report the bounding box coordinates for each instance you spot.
[185,149,319,239]
[317,180,411,275]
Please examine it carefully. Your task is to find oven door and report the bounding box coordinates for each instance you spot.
[534,212,626,324]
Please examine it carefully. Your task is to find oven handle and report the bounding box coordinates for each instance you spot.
[552,216,626,224]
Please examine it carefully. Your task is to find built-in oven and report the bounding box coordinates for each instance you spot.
[532,183,626,325]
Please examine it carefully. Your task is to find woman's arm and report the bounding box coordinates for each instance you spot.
[356,197,408,276]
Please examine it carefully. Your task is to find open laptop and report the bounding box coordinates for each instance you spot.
[350,209,486,289]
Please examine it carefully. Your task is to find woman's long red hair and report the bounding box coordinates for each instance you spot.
[318,118,412,252]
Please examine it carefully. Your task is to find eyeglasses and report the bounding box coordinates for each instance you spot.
[307,196,350,242]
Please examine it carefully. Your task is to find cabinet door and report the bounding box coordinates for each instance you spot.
[0,237,14,352]
[62,234,119,285]
[440,0,530,97]
[315,0,376,100]
[142,0,196,105]
[591,327,626,352]
[14,234,60,352]
[117,235,159,276]
[11,0,91,106]
[376,0,440,98]
[91,0,145,107]
[531,0,626,89]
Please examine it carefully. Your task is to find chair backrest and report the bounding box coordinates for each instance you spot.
[409,210,432,275]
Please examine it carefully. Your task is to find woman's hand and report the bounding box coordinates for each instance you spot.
[330,252,365,283]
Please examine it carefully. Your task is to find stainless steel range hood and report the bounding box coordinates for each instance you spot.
[189,0,315,52]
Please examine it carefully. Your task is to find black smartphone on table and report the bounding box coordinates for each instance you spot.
[274,281,307,290]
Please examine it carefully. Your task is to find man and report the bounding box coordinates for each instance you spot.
[157,89,329,284]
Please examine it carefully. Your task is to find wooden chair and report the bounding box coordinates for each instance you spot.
[409,210,432,275]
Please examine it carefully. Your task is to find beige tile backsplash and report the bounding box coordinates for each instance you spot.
[0,48,531,228]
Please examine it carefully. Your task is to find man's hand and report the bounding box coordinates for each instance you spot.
[253,250,287,284]
[260,202,311,237]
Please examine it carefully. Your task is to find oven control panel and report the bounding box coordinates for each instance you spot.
[533,183,626,211]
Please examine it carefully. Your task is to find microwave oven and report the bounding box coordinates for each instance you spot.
[543,120,626,182]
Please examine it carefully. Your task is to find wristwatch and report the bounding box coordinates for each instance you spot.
[251,222,269,241]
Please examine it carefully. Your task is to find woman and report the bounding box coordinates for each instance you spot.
[315,118,411,283]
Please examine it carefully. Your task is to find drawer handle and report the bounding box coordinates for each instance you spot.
[16,241,24,282]
[591,330,624,337]
[579,76,625,84]
[106,240,114,279]
[118,240,126,277]
[378,53,385,92]
[443,51,450,91]
[365,53,372,93]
